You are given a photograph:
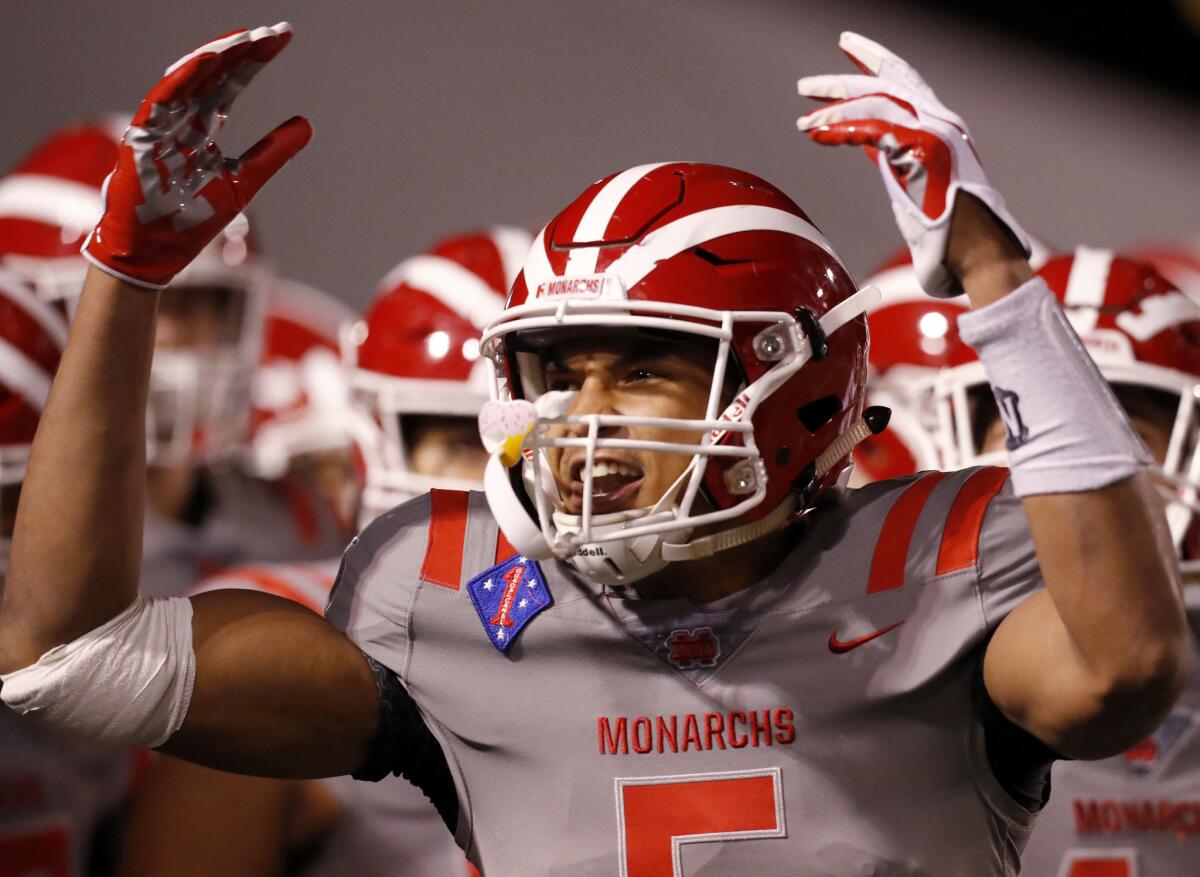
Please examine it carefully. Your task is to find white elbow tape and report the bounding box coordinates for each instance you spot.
[0,596,195,748]
[956,277,1152,496]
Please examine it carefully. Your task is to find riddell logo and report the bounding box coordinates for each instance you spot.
[575,546,607,558]
[666,628,720,669]
[535,277,606,298]
[710,392,752,442]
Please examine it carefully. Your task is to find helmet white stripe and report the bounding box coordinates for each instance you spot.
[0,338,54,411]
[0,174,104,232]
[563,162,676,278]
[488,226,534,291]
[607,205,844,290]
[377,255,504,329]
[1063,246,1113,337]
[0,267,69,348]
[522,226,557,293]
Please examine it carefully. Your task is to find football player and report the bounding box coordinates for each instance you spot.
[119,231,527,877]
[348,227,531,523]
[0,25,1189,876]
[0,117,347,597]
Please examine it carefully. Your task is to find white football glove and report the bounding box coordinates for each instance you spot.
[797,31,1031,296]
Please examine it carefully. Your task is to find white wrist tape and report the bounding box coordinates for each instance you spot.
[956,277,1152,496]
[0,596,195,748]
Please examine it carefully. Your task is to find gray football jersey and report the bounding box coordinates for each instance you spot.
[328,467,1046,876]
[192,562,469,877]
[1014,610,1200,877]
[0,706,138,877]
[140,467,348,598]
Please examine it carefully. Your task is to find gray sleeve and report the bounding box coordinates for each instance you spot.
[324,494,433,680]
[975,480,1044,630]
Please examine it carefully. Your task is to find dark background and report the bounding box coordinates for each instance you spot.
[4,0,1197,307]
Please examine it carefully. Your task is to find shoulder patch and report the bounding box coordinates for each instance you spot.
[466,553,553,653]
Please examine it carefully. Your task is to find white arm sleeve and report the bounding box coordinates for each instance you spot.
[0,596,195,748]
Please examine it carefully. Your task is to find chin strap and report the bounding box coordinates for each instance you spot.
[661,493,796,561]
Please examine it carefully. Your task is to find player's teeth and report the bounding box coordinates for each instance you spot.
[590,462,639,479]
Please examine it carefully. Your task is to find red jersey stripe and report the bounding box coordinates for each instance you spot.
[420,489,471,590]
[936,467,1011,576]
[867,471,948,594]
[496,528,516,564]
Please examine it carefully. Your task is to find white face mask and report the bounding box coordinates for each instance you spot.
[477,284,880,587]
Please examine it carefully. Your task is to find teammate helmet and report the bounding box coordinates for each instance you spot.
[0,267,68,573]
[243,279,355,480]
[479,162,878,586]
[348,227,532,523]
[935,246,1200,560]
[0,117,124,299]
[1129,240,1200,307]
[0,119,272,467]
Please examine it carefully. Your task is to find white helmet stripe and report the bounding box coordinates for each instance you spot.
[522,226,557,293]
[0,174,104,231]
[488,226,534,291]
[0,338,53,411]
[378,255,503,329]
[0,267,69,348]
[1063,246,1113,337]
[607,205,844,290]
[563,162,676,278]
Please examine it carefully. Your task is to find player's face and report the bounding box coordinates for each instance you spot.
[540,334,717,515]
[154,284,247,351]
[407,416,490,481]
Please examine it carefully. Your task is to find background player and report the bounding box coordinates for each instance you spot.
[0,25,1188,875]
[119,231,526,877]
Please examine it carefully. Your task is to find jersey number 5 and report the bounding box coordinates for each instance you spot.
[1059,849,1138,877]
[615,768,785,877]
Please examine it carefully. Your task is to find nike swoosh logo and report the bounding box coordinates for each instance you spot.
[828,620,905,654]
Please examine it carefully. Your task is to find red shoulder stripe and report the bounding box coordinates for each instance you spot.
[496,528,516,564]
[420,489,470,590]
[936,467,1010,576]
[867,472,948,594]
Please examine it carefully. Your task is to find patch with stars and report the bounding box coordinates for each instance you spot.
[1121,709,1196,777]
[466,553,553,654]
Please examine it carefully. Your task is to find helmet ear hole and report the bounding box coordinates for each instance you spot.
[796,396,842,434]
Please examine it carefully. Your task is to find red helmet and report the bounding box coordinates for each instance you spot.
[1129,240,1200,307]
[0,119,274,466]
[348,227,532,521]
[243,279,355,479]
[936,247,1200,562]
[0,268,68,572]
[0,117,123,299]
[479,162,876,585]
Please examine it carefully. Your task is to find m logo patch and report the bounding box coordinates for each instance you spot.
[665,628,720,670]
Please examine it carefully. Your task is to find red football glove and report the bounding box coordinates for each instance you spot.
[797,32,1030,297]
[83,23,311,289]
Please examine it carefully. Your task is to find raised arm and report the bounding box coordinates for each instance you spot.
[0,25,379,778]
[798,32,1187,758]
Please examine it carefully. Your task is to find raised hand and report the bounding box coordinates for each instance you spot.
[797,31,1030,296]
[83,23,311,289]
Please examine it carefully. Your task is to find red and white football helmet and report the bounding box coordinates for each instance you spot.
[0,119,271,467]
[935,247,1200,565]
[243,279,355,479]
[0,267,68,573]
[347,227,532,523]
[479,162,878,586]
[1129,240,1200,307]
